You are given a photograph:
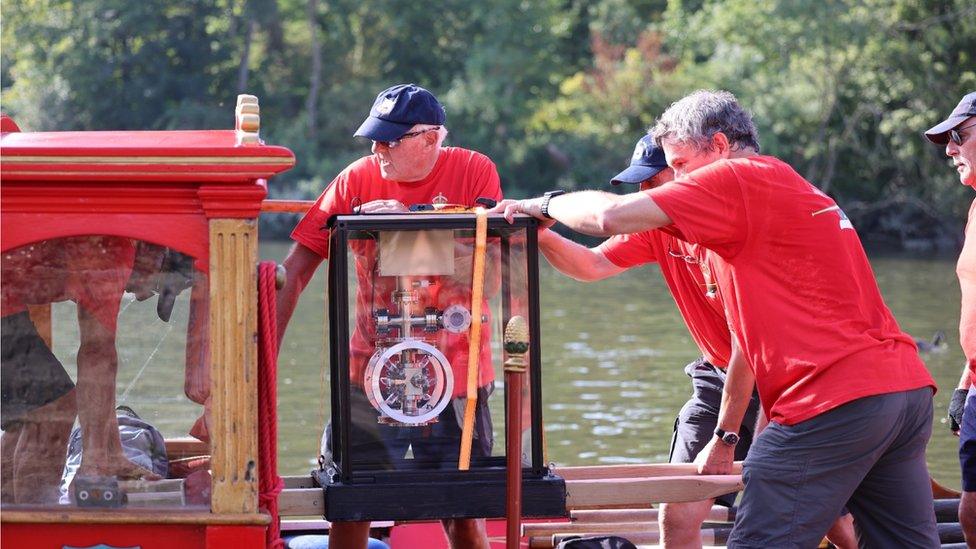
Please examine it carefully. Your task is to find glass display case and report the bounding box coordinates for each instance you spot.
[0,96,295,548]
[313,213,566,521]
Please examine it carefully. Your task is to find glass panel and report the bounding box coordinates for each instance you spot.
[334,225,533,471]
[1,236,209,510]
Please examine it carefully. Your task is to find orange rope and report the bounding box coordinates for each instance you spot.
[459,208,489,470]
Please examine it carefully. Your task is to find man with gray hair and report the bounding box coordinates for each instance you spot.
[492,89,938,547]
[278,83,501,549]
[925,91,976,545]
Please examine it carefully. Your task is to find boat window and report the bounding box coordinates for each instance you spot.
[1,236,210,510]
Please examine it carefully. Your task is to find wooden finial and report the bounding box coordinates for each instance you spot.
[235,94,261,145]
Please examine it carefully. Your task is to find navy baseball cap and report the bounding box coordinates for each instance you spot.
[610,134,669,185]
[354,83,447,142]
[925,91,976,145]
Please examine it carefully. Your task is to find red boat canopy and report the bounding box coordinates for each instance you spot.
[0,108,295,263]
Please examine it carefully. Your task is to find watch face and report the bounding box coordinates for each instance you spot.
[722,432,739,446]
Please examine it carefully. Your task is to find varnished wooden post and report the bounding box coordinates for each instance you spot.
[209,218,259,514]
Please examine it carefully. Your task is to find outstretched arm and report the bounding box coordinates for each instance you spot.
[493,191,672,237]
[276,243,325,347]
[538,229,627,282]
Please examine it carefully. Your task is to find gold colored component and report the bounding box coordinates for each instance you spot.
[504,315,529,374]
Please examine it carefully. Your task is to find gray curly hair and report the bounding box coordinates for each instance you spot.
[651,90,760,153]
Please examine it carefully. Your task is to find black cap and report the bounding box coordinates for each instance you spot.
[610,135,669,185]
[354,84,446,142]
[925,92,976,145]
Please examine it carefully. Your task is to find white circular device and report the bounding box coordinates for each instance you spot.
[363,340,454,426]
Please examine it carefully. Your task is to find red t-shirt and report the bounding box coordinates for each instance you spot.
[598,232,732,367]
[292,147,503,396]
[959,198,976,384]
[647,155,935,425]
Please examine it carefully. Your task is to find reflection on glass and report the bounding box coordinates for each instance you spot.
[326,227,534,472]
[1,236,209,510]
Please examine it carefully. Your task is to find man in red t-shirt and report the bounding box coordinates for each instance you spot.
[926,91,976,545]
[538,136,762,546]
[277,84,501,549]
[539,135,854,548]
[494,90,938,547]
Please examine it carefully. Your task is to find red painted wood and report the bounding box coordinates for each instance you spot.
[206,525,268,548]
[1,522,208,549]
[0,129,293,158]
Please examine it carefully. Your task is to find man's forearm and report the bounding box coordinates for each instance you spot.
[545,190,673,236]
[538,229,625,282]
[716,341,756,433]
[959,362,973,390]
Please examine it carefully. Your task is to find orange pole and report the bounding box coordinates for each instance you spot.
[260,199,315,213]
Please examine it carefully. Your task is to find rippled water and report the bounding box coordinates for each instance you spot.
[266,241,967,491]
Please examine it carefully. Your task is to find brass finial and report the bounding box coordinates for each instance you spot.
[504,315,529,373]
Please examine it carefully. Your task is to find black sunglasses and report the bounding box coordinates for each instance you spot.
[950,122,976,146]
[375,126,440,149]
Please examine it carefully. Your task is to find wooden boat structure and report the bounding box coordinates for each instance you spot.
[0,97,965,549]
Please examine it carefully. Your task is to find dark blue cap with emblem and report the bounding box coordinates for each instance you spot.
[354,83,447,142]
[610,134,669,185]
[924,91,976,145]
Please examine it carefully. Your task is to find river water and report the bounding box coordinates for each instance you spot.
[264,241,967,491]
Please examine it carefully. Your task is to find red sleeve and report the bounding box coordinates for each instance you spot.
[644,160,749,259]
[597,231,659,268]
[470,153,503,202]
[290,161,363,258]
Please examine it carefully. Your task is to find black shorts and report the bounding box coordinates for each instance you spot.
[960,388,976,492]
[1,311,75,430]
[323,385,494,471]
[669,357,761,507]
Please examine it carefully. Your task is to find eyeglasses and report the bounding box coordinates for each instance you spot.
[667,245,699,264]
[668,244,718,297]
[950,122,976,146]
[375,127,440,149]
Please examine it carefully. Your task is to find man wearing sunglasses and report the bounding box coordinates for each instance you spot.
[493,90,938,547]
[926,91,976,545]
[277,83,501,549]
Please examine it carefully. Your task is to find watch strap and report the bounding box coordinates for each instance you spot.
[541,190,565,219]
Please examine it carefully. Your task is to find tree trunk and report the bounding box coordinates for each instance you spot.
[305,0,322,139]
[237,18,255,93]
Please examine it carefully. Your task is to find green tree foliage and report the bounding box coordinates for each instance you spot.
[2,0,973,246]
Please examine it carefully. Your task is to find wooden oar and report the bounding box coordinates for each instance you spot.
[935,498,961,523]
[568,505,735,524]
[523,521,658,537]
[459,207,488,470]
[932,476,962,499]
[565,475,743,509]
[558,461,743,481]
[528,527,732,549]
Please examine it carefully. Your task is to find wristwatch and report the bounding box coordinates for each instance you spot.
[540,190,566,219]
[714,427,740,447]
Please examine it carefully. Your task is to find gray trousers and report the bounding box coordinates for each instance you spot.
[728,387,938,549]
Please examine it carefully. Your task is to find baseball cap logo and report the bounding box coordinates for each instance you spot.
[632,142,647,161]
[377,97,396,115]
